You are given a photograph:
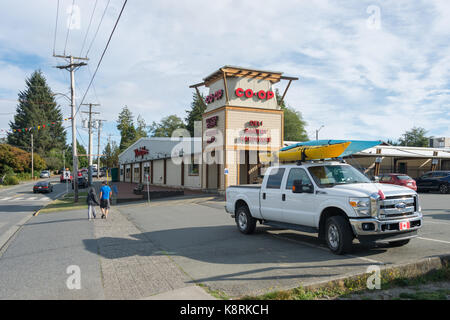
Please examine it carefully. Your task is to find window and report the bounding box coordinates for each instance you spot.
[266,168,285,189]
[188,154,199,176]
[380,175,392,182]
[308,165,370,187]
[285,168,313,189]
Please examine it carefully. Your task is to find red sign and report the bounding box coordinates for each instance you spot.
[134,146,149,158]
[235,88,274,100]
[206,116,218,129]
[205,89,224,104]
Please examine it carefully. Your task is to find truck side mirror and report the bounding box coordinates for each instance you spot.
[292,180,303,193]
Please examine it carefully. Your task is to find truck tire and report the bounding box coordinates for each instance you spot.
[325,216,353,255]
[235,206,257,235]
[387,239,410,247]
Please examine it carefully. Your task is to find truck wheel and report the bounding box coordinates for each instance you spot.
[388,239,410,247]
[235,206,256,235]
[439,184,449,194]
[325,216,353,255]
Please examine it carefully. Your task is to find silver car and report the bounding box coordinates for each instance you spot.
[40,170,50,178]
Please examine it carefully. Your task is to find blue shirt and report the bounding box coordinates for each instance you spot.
[100,185,112,200]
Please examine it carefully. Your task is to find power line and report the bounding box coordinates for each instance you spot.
[75,0,128,118]
[52,0,60,55]
[79,0,98,57]
[85,0,111,58]
[63,0,76,55]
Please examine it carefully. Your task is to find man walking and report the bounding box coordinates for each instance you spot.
[86,186,99,220]
[99,181,112,219]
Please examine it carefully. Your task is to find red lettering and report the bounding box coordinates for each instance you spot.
[235,88,244,97]
[245,89,253,98]
[266,91,274,100]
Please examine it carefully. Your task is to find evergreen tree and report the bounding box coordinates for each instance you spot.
[136,115,148,139]
[117,106,137,151]
[275,89,309,141]
[185,92,206,137]
[102,140,120,168]
[8,70,66,155]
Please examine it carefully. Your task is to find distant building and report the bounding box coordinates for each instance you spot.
[429,137,450,149]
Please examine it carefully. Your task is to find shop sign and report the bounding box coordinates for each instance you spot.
[235,88,274,100]
[134,146,149,158]
[205,89,224,104]
[238,120,271,144]
[206,115,218,129]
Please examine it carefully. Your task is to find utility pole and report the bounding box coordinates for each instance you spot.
[31,133,34,180]
[96,120,106,179]
[55,54,88,202]
[82,103,100,186]
[316,125,325,141]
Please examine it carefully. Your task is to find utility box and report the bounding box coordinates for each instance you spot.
[111,167,119,182]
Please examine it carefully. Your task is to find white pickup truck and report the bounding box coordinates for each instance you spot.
[225,161,423,254]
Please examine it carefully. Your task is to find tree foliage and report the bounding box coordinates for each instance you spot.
[102,140,120,168]
[0,144,46,173]
[276,89,309,141]
[149,115,186,137]
[185,92,206,137]
[117,106,138,151]
[8,70,66,155]
[398,127,429,147]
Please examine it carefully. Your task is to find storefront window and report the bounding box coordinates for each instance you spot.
[189,154,199,176]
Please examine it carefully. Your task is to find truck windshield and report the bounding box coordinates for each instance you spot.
[307,165,371,187]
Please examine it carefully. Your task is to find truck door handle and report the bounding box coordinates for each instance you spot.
[282,194,286,201]
[262,193,266,200]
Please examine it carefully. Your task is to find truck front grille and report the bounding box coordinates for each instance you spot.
[379,195,416,220]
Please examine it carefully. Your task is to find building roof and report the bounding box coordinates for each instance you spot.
[190,65,299,88]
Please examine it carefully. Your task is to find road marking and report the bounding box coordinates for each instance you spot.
[417,237,450,245]
[0,197,12,201]
[28,197,37,201]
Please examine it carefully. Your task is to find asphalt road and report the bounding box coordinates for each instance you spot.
[0,177,68,250]
[115,192,450,297]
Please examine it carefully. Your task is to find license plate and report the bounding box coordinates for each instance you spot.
[399,221,410,231]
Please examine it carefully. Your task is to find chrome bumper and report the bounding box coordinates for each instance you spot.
[349,212,422,237]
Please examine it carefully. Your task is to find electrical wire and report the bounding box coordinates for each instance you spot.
[53,0,60,55]
[79,0,98,57]
[85,0,111,58]
[63,0,76,55]
[75,0,128,118]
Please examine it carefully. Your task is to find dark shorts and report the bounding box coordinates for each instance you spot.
[100,199,110,209]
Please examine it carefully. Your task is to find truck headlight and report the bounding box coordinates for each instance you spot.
[349,197,371,216]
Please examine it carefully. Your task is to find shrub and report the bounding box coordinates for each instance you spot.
[2,175,19,185]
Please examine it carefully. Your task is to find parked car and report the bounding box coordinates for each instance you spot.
[33,181,53,193]
[40,170,51,178]
[72,176,88,189]
[416,171,450,194]
[60,171,73,183]
[379,173,417,191]
[225,161,422,255]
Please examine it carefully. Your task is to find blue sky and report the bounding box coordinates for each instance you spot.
[0,0,449,153]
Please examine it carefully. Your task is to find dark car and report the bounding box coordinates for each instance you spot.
[416,171,450,194]
[379,173,417,191]
[33,181,53,193]
[72,176,88,189]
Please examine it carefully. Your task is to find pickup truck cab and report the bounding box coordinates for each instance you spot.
[225,161,423,254]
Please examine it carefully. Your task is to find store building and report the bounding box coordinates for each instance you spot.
[118,66,450,191]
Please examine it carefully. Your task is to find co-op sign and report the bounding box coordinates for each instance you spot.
[206,88,275,104]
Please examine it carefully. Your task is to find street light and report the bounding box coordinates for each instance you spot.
[316,125,325,141]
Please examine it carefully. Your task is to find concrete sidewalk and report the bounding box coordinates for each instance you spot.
[0,202,216,299]
[90,205,216,300]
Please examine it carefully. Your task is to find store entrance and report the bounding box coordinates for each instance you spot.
[238,150,262,185]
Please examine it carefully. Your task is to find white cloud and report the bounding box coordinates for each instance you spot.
[0,0,449,147]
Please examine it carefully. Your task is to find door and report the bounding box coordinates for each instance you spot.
[260,167,286,221]
[417,172,433,190]
[282,168,317,226]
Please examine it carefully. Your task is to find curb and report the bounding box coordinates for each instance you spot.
[301,254,450,292]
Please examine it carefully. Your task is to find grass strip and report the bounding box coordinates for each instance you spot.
[38,192,89,213]
[241,261,450,300]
